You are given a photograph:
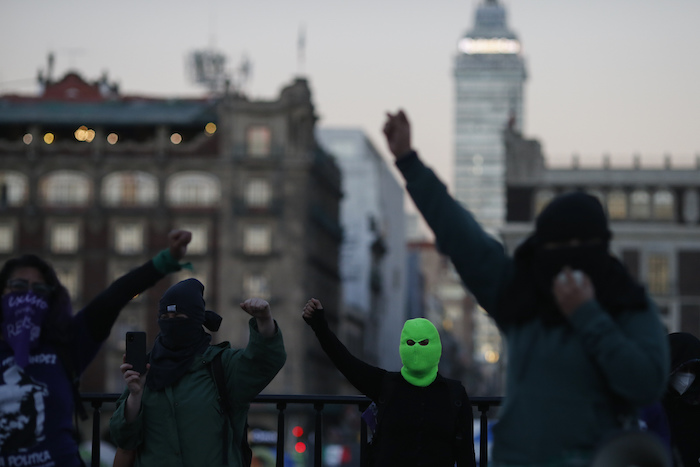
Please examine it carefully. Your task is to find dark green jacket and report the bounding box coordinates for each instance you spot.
[397,152,670,465]
[110,319,286,467]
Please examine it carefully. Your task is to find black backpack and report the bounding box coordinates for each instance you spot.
[209,351,253,467]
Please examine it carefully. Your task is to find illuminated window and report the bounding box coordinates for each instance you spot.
[243,225,271,254]
[647,254,670,295]
[630,190,651,220]
[55,263,79,298]
[0,172,29,207]
[607,190,627,220]
[247,126,271,157]
[653,190,674,220]
[115,223,144,254]
[102,171,158,207]
[50,223,79,253]
[243,273,270,300]
[41,171,91,206]
[0,223,14,253]
[179,223,208,254]
[534,189,555,217]
[167,172,221,207]
[245,179,272,208]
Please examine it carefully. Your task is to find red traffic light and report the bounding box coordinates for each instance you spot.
[292,426,304,437]
[295,442,307,453]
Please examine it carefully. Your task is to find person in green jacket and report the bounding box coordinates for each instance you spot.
[109,278,286,467]
[382,110,670,467]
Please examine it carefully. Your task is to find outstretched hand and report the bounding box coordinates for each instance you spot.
[302,298,323,321]
[168,230,192,261]
[383,110,413,160]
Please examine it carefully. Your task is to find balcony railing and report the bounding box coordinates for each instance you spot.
[81,393,501,467]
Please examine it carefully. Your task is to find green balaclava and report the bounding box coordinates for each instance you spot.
[399,318,442,387]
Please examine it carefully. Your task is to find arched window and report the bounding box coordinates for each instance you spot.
[630,189,651,220]
[166,172,221,206]
[102,171,158,207]
[607,190,627,220]
[40,171,91,206]
[652,189,674,221]
[0,171,29,207]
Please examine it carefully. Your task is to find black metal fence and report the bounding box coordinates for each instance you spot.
[81,393,502,467]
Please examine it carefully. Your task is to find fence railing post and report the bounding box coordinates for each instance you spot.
[276,402,286,467]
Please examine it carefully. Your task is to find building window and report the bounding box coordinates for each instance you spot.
[115,223,144,254]
[243,225,271,254]
[243,273,270,300]
[652,190,674,221]
[647,254,670,295]
[607,190,627,220]
[102,171,158,207]
[247,126,271,157]
[533,189,555,217]
[245,179,272,208]
[0,223,14,253]
[586,189,605,207]
[179,223,208,255]
[167,172,221,207]
[50,223,79,253]
[630,189,651,220]
[41,171,91,206]
[0,172,28,207]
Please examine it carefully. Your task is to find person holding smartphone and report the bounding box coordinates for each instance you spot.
[109,278,286,467]
[382,110,670,466]
[0,229,192,467]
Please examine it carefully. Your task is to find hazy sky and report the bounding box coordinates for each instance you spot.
[1,0,699,186]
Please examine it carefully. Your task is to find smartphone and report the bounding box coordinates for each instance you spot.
[125,331,147,375]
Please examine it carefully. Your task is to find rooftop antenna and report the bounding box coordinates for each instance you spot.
[297,23,306,76]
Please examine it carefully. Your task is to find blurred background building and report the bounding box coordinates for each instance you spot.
[316,128,407,375]
[0,69,346,399]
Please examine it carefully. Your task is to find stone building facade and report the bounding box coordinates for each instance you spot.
[0,71,344,396]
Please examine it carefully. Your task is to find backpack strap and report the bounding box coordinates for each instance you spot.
[210,351,253,467]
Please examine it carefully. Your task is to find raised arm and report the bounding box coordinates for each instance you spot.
[81,229,192,343]
[383,111,513,314]
[303,298,386,399]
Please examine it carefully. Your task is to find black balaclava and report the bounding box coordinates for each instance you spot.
[147,278,222,390]
[500,192,647,325]
[663,332,700,467]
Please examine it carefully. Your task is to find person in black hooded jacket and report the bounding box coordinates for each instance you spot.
[663,332,700,466]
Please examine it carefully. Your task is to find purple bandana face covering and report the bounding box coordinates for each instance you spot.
[2,292,49,368]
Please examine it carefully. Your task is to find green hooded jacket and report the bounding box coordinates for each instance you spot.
[110,319,286,467]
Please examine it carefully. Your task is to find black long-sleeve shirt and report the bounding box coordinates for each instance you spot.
[306,310,476,467]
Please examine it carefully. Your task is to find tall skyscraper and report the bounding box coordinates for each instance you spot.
[454,0,526,233]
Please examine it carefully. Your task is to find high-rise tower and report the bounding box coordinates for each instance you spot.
[454,0,526,233]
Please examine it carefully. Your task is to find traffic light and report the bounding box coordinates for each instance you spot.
[293,426,306,453]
